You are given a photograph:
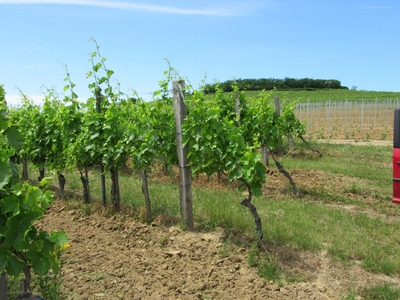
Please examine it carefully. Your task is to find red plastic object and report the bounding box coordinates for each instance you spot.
[393,109,400,204]
[393,148,400,204]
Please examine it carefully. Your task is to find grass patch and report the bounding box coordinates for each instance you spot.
[282,141,391,183]
[248,245,280,282]
[280,140,394,211]
[255,198,400,274]
[360,283,400,300]
[342,288,358,300]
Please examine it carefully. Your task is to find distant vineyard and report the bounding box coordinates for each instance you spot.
[295,99,400,141]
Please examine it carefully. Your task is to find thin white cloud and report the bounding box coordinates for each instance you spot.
[0,0,247,16]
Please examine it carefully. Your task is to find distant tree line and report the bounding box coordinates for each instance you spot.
[203,78,348,94]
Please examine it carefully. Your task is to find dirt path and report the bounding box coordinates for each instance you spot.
[36,200,399,300]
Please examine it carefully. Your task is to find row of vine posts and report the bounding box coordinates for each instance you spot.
[8,43,319,250]
[12,78,308,247]
[1,42,322,298]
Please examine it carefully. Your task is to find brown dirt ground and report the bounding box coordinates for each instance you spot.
[36,200,400,300]
[35,143,400,300]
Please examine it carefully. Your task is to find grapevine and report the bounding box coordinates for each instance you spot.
[183,87,266,244]
[4,41,313,248]
[0,85,69,298]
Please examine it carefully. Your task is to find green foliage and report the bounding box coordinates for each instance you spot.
[75,38,131,171]
[242,90,280,148]
[31,272,64,300]
[125,96,176,173]
[6,42,305,203]
[146,96,177,169]
[242,90,305,152]
[203,77,346,93]
[0,85,68,288]
[7,271,65,299]
[123,99,153,172]
[183,86,266,196]
[10,91,47,171]
[62,39,131,181]
[279,102,305,139]
[61,65,84,171]
[40,88,63,171]
[10,82,82,182]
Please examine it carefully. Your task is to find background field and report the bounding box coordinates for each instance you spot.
[245,89,400,103]
[295,100,398,141]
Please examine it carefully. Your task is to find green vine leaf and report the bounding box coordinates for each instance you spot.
[0,160,14,189]
[0,194,20,215]
[107,70,114,78]
[93,62,102,72]
[0,249,25,277]
[5,126,23,149]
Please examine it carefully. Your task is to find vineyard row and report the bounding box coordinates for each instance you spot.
[295,99,400,140]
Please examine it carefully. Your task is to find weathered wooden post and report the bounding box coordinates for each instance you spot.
[173,80,194,230]
[274,96,281,116]
[0,272,8,300]
[141,169,152,217]
[22,157,28,181]
[261,146,269,167]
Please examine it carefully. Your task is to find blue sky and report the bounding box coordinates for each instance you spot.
[1,0,399,105]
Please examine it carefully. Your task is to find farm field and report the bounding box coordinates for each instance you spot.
[295,99,398,141]
[244,89,400,103]
[11,140,399,300]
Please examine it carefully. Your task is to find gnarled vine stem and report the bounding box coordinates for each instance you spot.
[240,180,264,248]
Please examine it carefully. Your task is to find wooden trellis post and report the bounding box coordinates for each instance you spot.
[0,272,7,300]
[173,80,194,231]
[141,169,152,217]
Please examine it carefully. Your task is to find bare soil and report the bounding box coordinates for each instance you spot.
[37,193,399,300]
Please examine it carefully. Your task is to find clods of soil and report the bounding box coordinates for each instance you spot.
[36,200,399,300]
